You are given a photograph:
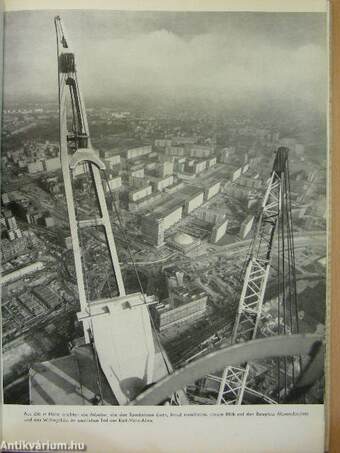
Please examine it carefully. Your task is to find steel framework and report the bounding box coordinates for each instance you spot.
[201,147,299,405]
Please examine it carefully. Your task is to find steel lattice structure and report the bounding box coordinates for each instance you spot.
[198,148,299,405]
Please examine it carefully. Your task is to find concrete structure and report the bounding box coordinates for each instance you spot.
[72,164,86,176]
[106,176,122,192]
[129,185,152,202]
[189,145,213,158]
[242,163,249,174]
[155,161,173,177]
[130,167,144,178]
[193,160,207,174]
[211,219,229,243]
[141,204,183,247]
[153,289,208,331]
[44,157,61,172]
[59,235,73,249]
[219,147,234,163]
[239,215,254,239]
[205,181,221,201]
[105,155,121,170]
[208,157,217,168]
[166,232,200,253]
[163,205,183,229]
[184,190,204,214]
[232,167,242,182]
[139,181,211,245]
[166,146,185,157]
[43,215,55,227]
[174,158,186,173]
[1,261,44,285]
[165,182,184,194]
[150,175,174,192]
[195,207,226,225]
[141,213,165,246]
[128,192,162,211]
[172,136,197,146]
[154,139,172,148]
[125,145,152,160]
[5,215,17,230]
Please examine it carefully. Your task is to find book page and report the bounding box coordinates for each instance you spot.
[1,1,329,452]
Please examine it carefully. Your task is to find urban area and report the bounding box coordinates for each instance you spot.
[1,99,327,404]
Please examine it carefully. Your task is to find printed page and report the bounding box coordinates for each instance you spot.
[1,1,329,452]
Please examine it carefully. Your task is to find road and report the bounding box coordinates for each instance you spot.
[124,230,326,267]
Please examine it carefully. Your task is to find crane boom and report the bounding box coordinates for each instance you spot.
[54,16,164,405]
[203,148,292,405]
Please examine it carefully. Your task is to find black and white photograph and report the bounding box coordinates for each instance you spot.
[1,7,328,409]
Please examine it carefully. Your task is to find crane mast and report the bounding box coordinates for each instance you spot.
[55,17,126,341]
[203,147,297,405]
[54,16,164,405]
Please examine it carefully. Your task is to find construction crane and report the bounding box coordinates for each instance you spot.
[53,16,181,406]
[188,147,301,405]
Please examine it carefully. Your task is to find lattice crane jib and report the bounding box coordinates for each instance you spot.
[203,147,297,405]
[54,17,157,405]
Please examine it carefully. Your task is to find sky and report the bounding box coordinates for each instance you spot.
[3,10,328,111]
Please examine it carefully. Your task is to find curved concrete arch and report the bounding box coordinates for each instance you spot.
[130,334,323,406]
[69,149,106,170]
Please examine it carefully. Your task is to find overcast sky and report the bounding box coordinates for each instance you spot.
[3,10,328,111]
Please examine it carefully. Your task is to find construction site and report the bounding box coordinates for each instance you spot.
[1,16,326,407]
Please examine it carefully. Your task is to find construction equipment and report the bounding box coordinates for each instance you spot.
[189,147,301,405]
[54,16,176,405]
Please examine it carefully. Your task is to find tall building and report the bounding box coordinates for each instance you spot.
[141,204,183,247]
[141,213,165,246]
[149,175,174,192]
[106,176,122,192]
[155,161,173,178]
[239,215,254,239]
[210,219,229,243]
[153,287,208,331]
[129,185,152,202]
[125,145,152,160]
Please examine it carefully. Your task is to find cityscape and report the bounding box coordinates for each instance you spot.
[1,11,327,405]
